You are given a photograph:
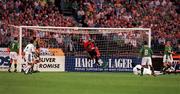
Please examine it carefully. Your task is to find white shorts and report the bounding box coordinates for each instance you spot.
[163,54,173,63]
[141,57,152,66]
[24,53,34,64]
[143,68,152,75]
[9,52,18,60]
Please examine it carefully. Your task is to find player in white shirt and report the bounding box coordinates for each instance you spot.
[133,65,151,75]
[23,39,35,74]
[133,65,162,76]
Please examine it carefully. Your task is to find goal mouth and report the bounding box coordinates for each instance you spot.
[8,25,151,57]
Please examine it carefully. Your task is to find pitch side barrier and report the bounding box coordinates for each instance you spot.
[0,47,141,72]
[1,47,179,72]
[65,56,141,72]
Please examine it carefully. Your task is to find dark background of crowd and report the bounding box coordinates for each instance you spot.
[0,0,179,55]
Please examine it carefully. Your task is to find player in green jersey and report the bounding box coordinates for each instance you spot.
[139,41,155,76]
[8,37,19,72]
[162,41,175,74]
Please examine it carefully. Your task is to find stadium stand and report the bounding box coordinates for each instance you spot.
[0,0,179,54]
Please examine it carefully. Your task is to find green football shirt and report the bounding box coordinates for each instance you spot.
[164,46,172,56]
[9,41,19,53]
[140,45,153,57]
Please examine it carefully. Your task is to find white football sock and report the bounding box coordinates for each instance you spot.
[98,59,103,66]
[170,66,175,71]
[34,64,38,71]
[25,65,31,74]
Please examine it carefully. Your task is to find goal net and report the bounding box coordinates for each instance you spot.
[14,26,151,72]
[18,26,151,55]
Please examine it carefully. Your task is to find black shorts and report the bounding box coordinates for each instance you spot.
[88,49,97,58]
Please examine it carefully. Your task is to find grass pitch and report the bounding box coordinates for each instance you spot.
[0,72,179,94]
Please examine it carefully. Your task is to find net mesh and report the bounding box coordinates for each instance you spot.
[20,27,150,57]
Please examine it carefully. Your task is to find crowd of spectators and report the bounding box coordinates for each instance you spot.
[73,0,179,52]
[0,0,75,47]
[0,0,179,53]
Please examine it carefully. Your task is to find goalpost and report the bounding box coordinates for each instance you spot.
[18,26,151,56]
[15,26,151,72]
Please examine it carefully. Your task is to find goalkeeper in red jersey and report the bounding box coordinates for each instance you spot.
[83,39,104,66]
